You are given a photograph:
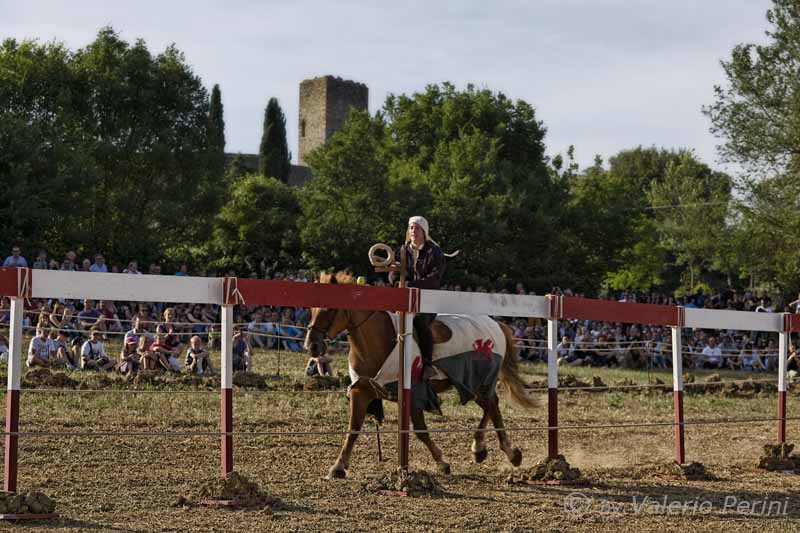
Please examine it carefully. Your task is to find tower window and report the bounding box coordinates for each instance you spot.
[301,119,306,138]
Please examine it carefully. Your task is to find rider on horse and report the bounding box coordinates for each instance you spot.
[389,216,446,379]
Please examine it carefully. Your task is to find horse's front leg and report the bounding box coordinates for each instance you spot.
[328,388,370,479]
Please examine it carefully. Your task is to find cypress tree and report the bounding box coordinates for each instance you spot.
[208,84,226,179]
[258,97,291,182]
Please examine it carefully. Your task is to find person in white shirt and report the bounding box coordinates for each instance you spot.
[27,326,50,367]
[80,328,115,371]
[701,337,724,369]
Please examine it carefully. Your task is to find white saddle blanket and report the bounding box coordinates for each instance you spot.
[348,313,506,388]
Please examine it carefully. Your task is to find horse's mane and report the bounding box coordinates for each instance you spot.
[317,271,355,285]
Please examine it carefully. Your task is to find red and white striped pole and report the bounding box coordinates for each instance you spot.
[671,323,685,465]
[398,312,414,469]
[546,295,560,459]
[4,295,24,492]
[220,303,234,478]
[778,314,789,444]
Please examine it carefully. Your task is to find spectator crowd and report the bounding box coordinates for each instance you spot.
[1,244,798,379]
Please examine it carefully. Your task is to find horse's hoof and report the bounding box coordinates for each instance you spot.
[474,447,489,464]
[327,467,347,479]
[511,448,523,467]
[437,462,451,475]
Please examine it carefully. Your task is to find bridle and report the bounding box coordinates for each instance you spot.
[309,308,377,341]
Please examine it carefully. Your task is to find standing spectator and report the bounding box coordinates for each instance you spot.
[701,337,724,369]
[174,264,188,276]
[62,251,77,271]
[26,326,51,368]
[90,254,108,273]
[32,251,48,270]
[0,331,8,362]
[3,245,27,268]
[80,328,115,371]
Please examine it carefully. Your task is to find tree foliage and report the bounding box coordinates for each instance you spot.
[0,27,215,265]
[258,97,291,182]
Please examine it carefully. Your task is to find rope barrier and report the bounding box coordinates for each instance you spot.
[4,415,798,439]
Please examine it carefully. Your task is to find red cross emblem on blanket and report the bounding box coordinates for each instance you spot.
[472,339,494,361]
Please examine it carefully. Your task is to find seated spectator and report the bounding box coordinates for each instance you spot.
[90,254,108,273]
[149,327,181,372]
[77,299,104,334]
[80,258,91,272]
[232,327,252,371]
[48,329,76,369]
[3,245,27,268]
[124,316,149,345]
[49,303,75,334]
[0,332,8,362]
[733,341,766,371]
[185,336,215,376]
[80,328,115,371]
[701,337,724,369]
[97,300,123,332]
[185,304,208,339]
[118,337,140,376]
[138,336,159,371]
[123,261,142,275]
[32,251,48,270]
[305,354,332,377]
[47,259,60,270]
[247,309,273,349]
[556,336,583,366]
[26,326,51,368]
[161,307,186,354]
[175,263,189,276]
[277,316,304,352]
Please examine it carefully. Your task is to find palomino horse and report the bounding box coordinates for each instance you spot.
[304,272,537,479]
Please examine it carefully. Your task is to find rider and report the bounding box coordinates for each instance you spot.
[389,216,446,378]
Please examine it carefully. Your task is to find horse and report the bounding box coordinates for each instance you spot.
[304,272,537,479]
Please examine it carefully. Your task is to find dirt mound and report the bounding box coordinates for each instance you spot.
[362,468,443,497]
[132,370,170,388]
[0,491,56,514]
[180,472,276,508]
[302,375,342,391]
[78,372,124,389]
[233,371,268,389]
[507,455,584,483]
[673,461,713,480]
[705,373,722,383]
[175,374,218,388]
[758,443,800,471]
[560,375,590,389]
[591,376,606,388]
[22,368,78,389]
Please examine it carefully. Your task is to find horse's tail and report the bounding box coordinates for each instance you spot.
[497,322,538,409]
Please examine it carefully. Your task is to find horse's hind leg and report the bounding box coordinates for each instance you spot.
[411,408,450,475]
[488,395,523,467]
[471,401,491,463]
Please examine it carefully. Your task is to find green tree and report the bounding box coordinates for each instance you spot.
[210,174,301,273]
[705,0,800,175]
[300,110,394,272]
[0,27,213,265]
[647,152,732,289]
[258,97,291,182]
[208,84,226,179]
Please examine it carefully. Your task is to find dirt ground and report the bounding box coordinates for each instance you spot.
[2,348,800,532]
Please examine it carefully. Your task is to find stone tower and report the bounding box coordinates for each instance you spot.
[298,75,369,166]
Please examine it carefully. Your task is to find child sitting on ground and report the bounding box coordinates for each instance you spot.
[184,335,215,376]
[305,354,332,377]
[149,328,181,372]
[119,337,140,376]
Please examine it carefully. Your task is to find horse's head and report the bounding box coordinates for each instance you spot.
[304,272,353,357]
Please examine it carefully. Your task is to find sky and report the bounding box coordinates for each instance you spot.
[2,0,772,171]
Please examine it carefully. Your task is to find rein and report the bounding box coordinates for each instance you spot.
[310,309,377,340]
